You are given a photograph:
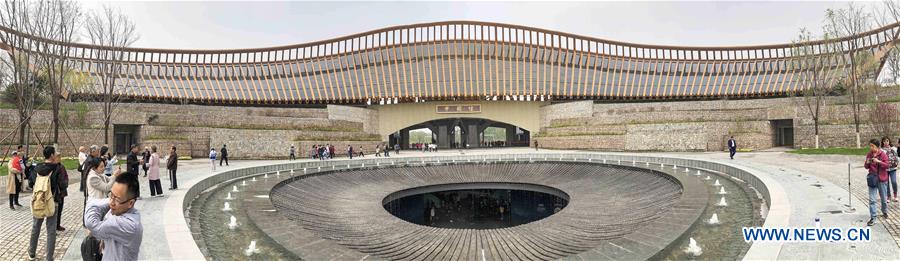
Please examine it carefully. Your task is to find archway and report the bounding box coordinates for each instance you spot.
[387,118,531,149]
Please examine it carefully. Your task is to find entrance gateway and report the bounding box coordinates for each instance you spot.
[376,101,541,149]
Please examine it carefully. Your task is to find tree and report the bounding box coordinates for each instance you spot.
[792,28,841,148]
[84,5,138,144]
[867,96,900,139]
[826,3,879,148]
[0,0,40,149]
[875,0,900,85]
[29,0,81,145]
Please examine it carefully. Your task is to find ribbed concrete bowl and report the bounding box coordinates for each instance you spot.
[269,162,693,260]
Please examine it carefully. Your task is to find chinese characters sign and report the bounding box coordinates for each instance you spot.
[436,104,482,114]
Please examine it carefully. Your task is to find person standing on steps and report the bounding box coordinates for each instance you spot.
[727,136,737,160]
[219,144,229,166]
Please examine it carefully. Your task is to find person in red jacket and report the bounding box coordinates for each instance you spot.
[865,138,891,226]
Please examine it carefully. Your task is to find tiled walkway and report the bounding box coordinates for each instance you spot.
[3,148,899,260]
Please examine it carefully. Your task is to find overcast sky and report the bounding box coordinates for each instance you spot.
[78,1,868,50]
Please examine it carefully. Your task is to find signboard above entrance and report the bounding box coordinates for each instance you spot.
[436,104,482,114]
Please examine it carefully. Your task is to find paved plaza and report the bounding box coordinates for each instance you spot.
[2,148,900,260]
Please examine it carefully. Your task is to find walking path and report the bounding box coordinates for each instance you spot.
[2,148,898,260]
[657,151,900,259]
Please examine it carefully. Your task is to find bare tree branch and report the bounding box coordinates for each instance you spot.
[84,4,138,144]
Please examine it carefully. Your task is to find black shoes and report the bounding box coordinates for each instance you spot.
[884,213,889,219]
[867,218,876,226]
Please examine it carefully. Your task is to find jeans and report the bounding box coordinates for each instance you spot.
[890,170,898,198]
[29,215,58,259]
[869,181,889,218]
[169,169,178,189]
[149,179,162,196]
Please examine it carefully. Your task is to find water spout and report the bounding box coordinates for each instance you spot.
[251,177,257,182]
[717,187,727,195]
[228,215,238,230]
[244,240,260,256]
[716,197,728,207]
[264,173,269,179]
[695,170,702,176]
[222,202,232,212]
[241,180,248,186]
[704,175,712,180]
[225,192,233,200]
[232,186,239,192]
[684,237,702,257]
[713,179,722,187]
[707,213,720,225]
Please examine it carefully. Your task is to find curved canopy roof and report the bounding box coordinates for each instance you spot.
[1,21,897,104]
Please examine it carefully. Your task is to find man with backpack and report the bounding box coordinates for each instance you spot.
[27,146,67,260]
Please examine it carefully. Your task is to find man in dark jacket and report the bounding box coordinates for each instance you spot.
[27,146,67,260]
[54,162,68,231]
[220,144,229,166]
[167,146,178,190]
[141,147,150,177]
[126,145,142,198]
[728,136,737,160]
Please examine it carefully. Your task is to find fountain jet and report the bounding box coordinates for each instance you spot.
[228,215,239,230]
[707,213,720,225]
[684,237,702,257]
[716,197,728,207]
[244,240,260,256]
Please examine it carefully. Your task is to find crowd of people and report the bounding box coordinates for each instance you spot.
[864,137,900,226]
[2,142,182,260]
[3,133,900,260]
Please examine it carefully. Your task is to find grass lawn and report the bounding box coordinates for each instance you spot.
[1,158,81,176]
[786,147,869,156]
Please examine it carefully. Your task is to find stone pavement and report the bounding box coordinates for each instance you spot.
[60,149,525,260]
[0,170,83,261]
[657,151,900,259]
[5,147,898,260]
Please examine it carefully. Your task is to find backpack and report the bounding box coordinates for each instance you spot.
[889,148,899,169]
[31,169,57,218]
